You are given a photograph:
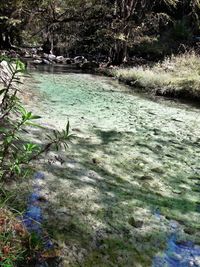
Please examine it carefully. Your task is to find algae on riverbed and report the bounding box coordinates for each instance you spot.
[22,70,200,266]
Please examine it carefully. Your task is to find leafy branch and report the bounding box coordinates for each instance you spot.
[0,59,72,181]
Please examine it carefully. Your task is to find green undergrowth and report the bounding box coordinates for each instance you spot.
[0,207,27,267]
[111,52,200,100]
[0,176,42,267]
[0,205,43,267]
[0,57,72,266]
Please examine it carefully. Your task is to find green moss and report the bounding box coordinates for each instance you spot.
[83,237,152,267]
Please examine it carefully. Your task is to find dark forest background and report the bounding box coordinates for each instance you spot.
[0,0,200,64]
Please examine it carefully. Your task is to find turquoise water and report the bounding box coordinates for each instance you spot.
[24,70,200,266]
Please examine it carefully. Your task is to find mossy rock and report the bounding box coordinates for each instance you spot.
[128,217,144,228]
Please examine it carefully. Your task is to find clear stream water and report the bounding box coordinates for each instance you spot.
[23,66,200,266]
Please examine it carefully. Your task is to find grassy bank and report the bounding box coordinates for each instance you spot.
[0,207,31,267]
[110,53,200,100]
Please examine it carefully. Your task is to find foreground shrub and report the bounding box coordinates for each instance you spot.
[0,58,72,265]
[0,59,71,181]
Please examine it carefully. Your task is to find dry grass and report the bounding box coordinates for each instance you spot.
[0,206,61,266]
[0,208,29,267]
[111,52,200,99]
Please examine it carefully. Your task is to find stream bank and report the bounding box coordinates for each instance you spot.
[106,53,200,102]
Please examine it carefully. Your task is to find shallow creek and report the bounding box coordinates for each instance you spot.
[23,66,200,266]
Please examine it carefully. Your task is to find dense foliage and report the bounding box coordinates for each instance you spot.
[0,58,71,266]
[0,0,200,64]
[0,59,71,181]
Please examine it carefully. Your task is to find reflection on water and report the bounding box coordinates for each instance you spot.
[23,172,53,249]
[23,172,44,233]
[30,63,84,74]
[153,217,200,267]
[153,234,200,267]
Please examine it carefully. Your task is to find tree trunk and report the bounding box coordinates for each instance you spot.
[110,0,137,65]
[42,38,51,54]
[0,28,13,49]
[111,40,127,65]
[50,36,54,54]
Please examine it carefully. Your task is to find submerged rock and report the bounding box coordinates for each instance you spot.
[92,158,101,164]
[140,175,154,181]
[172,189,182,194]
[151,167,165,174]
[128,217,143,228]
[57,207,70,215]
[184,227,195,235]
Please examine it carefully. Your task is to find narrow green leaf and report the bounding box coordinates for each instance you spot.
[0,88,6,95]
[24,121,44,128]
[30,115,41,120]
[66,121,70,134]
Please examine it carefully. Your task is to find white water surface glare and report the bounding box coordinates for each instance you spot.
[23,68,200,267]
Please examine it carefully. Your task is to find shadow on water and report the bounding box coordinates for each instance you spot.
[25,123,200,266]
[95,130,124,145]
[30,63,92,75]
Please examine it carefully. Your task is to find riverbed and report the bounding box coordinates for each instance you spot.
[23,66,200,266]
